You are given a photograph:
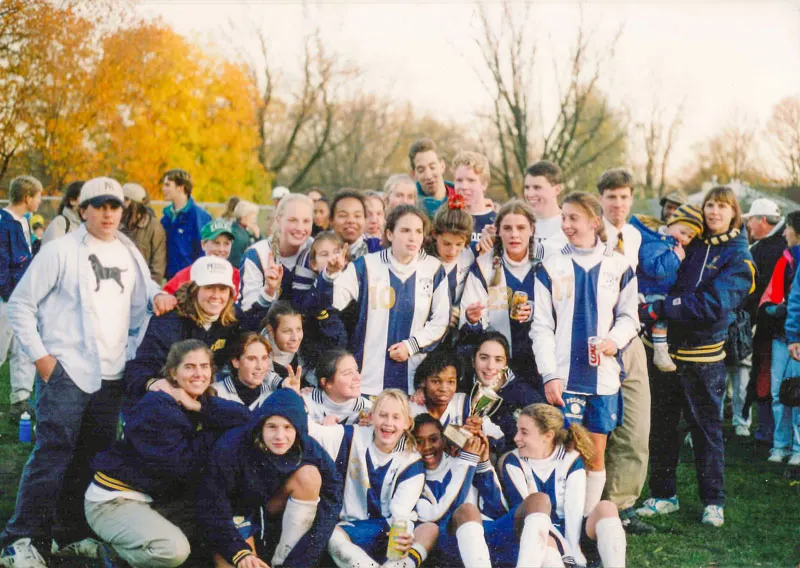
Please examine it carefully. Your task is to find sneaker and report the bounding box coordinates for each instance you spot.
[619,508,656,534]
[788,453,800,466]
[735,425,750,437]
[653,343,677,372]
[701,505,724,527]
[0,538,47,568]
[636,496,680,517]
[768,448,791,463]
[51,538,100,559]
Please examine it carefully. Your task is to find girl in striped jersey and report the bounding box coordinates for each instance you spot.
[501,404,626,568]
[310,390,438,568]
[303,348,372,425]
[412,415,509,567]
[317,205,450,395]
[212,333,296,411]
[459,200,540,391]
[409,347,505,445]
[239,194,314,311]
[530,192,639,516]
[428,196,475,344]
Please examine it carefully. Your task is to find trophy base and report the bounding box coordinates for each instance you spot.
[443,424,473,449]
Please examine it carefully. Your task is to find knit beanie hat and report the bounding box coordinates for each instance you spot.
[667,204,703,234]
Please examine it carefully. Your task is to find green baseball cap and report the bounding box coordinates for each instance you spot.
[201,218,234,241]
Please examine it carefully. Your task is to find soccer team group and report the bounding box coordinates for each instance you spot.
[0,137,766,568]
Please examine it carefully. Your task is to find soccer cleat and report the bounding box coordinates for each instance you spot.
[51,538,100,559]
[636,496,680,517]
[0,538,47,568]
[701,505,724,527]
[735,425,750,437]
[619,508,656,534]
[788,453,800,466]
[767,448,791,463]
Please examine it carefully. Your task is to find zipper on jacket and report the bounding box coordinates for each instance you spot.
[696,243,711,287]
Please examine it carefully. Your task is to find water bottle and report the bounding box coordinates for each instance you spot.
[18,412,32,443]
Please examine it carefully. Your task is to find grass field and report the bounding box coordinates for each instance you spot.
[0,361,798,567]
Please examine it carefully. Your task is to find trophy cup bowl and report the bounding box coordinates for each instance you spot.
[444,382,504,449]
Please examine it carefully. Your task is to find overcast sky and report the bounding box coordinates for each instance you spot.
[137,0,800,176]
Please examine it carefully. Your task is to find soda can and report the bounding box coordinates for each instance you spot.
[588,336,602,367]
[386,517,408,560]
[510,291,529,321]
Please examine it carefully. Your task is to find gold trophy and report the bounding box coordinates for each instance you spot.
[444,370,505,449]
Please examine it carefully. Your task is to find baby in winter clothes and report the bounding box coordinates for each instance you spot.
[631,203,704,371]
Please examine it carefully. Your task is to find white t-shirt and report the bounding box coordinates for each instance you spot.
[85,235,136,380]
[534,213,568,259]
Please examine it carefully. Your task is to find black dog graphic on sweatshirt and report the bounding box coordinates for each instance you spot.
[88,254,127,293]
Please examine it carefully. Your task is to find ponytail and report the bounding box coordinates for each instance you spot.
[518,403,597,470]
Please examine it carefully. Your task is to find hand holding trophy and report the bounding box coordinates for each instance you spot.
[443,368,506,449]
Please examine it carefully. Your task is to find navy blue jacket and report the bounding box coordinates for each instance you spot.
[161,198,212,278]
[653,228,755,363]
[124,304,268,404]
[91,392,249,498]
[198,390,342,567]
[630,215,681,297]
[0,209,32,301]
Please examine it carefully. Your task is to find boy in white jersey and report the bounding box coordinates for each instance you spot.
[1,177,174,565]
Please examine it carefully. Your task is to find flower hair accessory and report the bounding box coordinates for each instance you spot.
[448,194,465,210]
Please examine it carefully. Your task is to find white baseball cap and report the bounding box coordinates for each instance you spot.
[190,256,235,290]
[743,198,781,218]
[79,177,124,208]
[272,186,290,201]
[122,183,147,204]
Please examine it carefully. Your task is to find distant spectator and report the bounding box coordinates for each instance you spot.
[760,210,800,465]
[409,138,456,217]
[221,195,240,221]
[163,218,240,298]
[1,177,173,564]
[229,199,261,268]
[659,190,689,223]
[160,168,212,279]
[42,180,84,245]
[743,198,787,440]
[29,214,45,256]
[383,173,417,214]
[363,190,386,240]
[272,185,290,209]
[121,182,167,284]
[0,175,42,418]
[306,187,324,202]
[312,195,331,236]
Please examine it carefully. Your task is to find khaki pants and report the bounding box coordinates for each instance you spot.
[0,302,35,404]
[603,335,651,510]
[85,497,191,568]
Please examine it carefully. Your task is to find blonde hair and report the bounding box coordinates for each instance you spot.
[272,193,314,251]
[9,175,43,204]
[518,403,596,469]
[175,281,238,328]
[562,191,608,243]
[234,199,259,221]
[491,199,536,287]
[372,388,417,453]
[452,150,490,186]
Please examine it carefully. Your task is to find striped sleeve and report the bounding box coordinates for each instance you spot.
[473,460,507,519]
[530,263,558,382]
[416,454,477,523]
[500,452,529,510]
[389,459,426,524]
[406,265,450,355]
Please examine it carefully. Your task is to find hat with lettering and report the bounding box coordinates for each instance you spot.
[743,198,781,218]
[79,177,124,208]
[200,218,235,241]
[190,256,235,290]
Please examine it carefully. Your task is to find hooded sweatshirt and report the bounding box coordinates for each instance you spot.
[198,389,342,567]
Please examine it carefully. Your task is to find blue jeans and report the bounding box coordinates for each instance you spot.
[1,362,122,547]
[648,358,726,506]
[771,339,800,453]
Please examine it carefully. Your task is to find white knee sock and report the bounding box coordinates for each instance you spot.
[542,545,565,568]
[595,517,626,568]
[381,543,428,568]
[328,528,380,568]
[585,470,606,515]
[516,512,550,568]
[271,497,320,565]
[455,521,492,568]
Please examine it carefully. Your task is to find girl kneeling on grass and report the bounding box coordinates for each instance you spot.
[85,340,250,568]
[199,389,342,568]
[500,404,627,568]
[313,389,438,568]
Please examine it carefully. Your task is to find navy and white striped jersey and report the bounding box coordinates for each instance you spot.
[318,249,450,395]
[441,247,475,307]
[416,452,507,525]
[211,372,284,411]
[531,241,639,395]
[409,392,504,442]
[303,388,372,425]
[238,236,314,310]
[501,445,585,560]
